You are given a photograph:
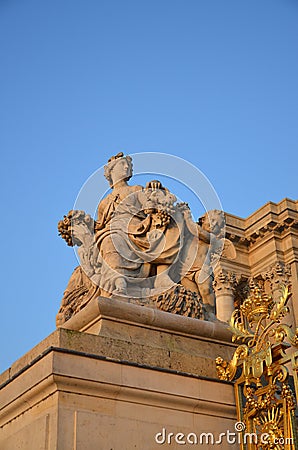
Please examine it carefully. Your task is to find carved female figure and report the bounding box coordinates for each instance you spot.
[94,152,185,297]
[95,153,151,295]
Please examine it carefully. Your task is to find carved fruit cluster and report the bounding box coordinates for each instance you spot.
[58,215,74,246]
[153,210,171,228]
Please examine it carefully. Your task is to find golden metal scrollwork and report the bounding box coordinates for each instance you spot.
[216,285,298,449]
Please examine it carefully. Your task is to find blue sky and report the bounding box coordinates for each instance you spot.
[0,0,297,372]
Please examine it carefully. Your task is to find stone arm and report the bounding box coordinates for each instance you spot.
[197,223,225,257]
[197,225,211,244]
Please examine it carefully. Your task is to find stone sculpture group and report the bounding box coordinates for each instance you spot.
[57,152,235,325]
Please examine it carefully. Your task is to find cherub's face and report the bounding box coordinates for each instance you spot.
[203,211,224,234]
[110,158,131,185]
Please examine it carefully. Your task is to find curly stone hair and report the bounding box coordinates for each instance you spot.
[58,210,94,246]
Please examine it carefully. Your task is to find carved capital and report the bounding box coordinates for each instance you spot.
[213,269,237,296]
[261,261,291,293]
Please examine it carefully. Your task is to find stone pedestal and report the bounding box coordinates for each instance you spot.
[0,297,237,450]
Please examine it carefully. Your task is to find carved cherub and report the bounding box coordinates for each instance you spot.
[180,208,236,318]
[58,209,101,282]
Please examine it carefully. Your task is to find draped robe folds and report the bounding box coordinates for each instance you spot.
[94,185,186,292]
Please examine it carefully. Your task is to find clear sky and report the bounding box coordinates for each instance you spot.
[0,0,297,373]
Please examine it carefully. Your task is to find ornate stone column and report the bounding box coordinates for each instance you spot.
[261,261,294,328]
[213,268,236,322]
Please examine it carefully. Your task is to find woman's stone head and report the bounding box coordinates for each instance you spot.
[104,152,133,187]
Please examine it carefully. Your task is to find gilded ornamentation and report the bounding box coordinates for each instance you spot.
[216,285,298,449]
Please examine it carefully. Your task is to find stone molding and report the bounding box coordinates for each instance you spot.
[225,198,298,248]
[62,296,233,343]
